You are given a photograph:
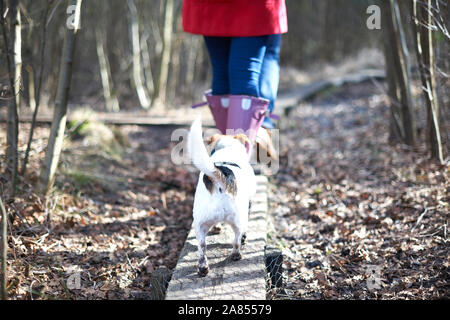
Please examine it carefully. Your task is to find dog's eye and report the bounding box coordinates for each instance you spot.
[219,187,223,193]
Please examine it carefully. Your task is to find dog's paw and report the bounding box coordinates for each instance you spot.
[198,266,209,277]
[231,252,242,261]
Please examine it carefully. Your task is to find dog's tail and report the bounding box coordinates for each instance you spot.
[188,116,216,177]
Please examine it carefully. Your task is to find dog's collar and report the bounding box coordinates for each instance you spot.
[214,161,241,169]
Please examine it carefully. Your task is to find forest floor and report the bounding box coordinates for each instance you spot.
[268,81,448,299]
[1,122,198,299]
[0,79,448,300]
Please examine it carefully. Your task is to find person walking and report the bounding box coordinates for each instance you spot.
[183,0,288,159]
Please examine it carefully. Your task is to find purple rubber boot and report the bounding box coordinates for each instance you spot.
[226,95,270,153]
[192,91,229,134]
[206,92,229,134]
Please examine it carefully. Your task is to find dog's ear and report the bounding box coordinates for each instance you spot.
[205,134,221,145]
[205,134,222,150]
[233,134,251,148]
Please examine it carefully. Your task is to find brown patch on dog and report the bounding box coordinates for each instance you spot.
[232,133,251,149]
[205,134,225,154]
[206,133,250,154]
[203,166,237,196]
[203,134,243,196]
[225,179,237,196]
[203,170,237,196]
[213,169,237,196]
[203,174,214,194]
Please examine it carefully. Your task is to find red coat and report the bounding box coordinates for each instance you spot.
[182,0,288,37]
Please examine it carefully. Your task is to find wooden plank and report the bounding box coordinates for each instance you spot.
[277,69,385,114]
[165,175,269,300]
[0,111,215,127]
[0,69,385,127]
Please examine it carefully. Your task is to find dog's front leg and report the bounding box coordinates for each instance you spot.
[195,223,210,276]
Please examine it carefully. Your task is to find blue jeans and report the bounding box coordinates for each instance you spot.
[204,35,282,129]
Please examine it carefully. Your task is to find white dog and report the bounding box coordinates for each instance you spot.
[187,116,256,276]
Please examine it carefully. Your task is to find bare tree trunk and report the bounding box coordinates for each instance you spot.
[152,0,174,107]
[0,196,7,300]
[382,0,403,143]
[26,65,35,111]
[150,17,163,57]
[96,27,120,112]
[141,31,155,95]
[411,0,444,163]
[184,36,199,99]
[127,0,151,109]
[436,0,449,147]
[381,0,417,146]
[168,18,181,105]
[12,0,21,112]
[1,0,20,196]
[21,1,51,176]
[39,0,82,195]
[384,41,404,143]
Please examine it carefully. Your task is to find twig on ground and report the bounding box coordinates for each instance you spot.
[126,253,138,273]
[29,280,35,300]
[418,225,444,238]
[412,207,435,231]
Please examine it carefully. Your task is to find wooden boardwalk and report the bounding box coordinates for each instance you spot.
[0,69,384,127]
[165,175,269,300]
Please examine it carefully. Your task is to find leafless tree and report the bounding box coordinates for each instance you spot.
[0,195,7,300]
[22,0,53,175]
[127,0,151,109]
[152,0,174,107]
[95,3,119,112]
[39,0,83,195]
[1,0,20,196]
[411,0,444,163]
[381,0,417,146]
